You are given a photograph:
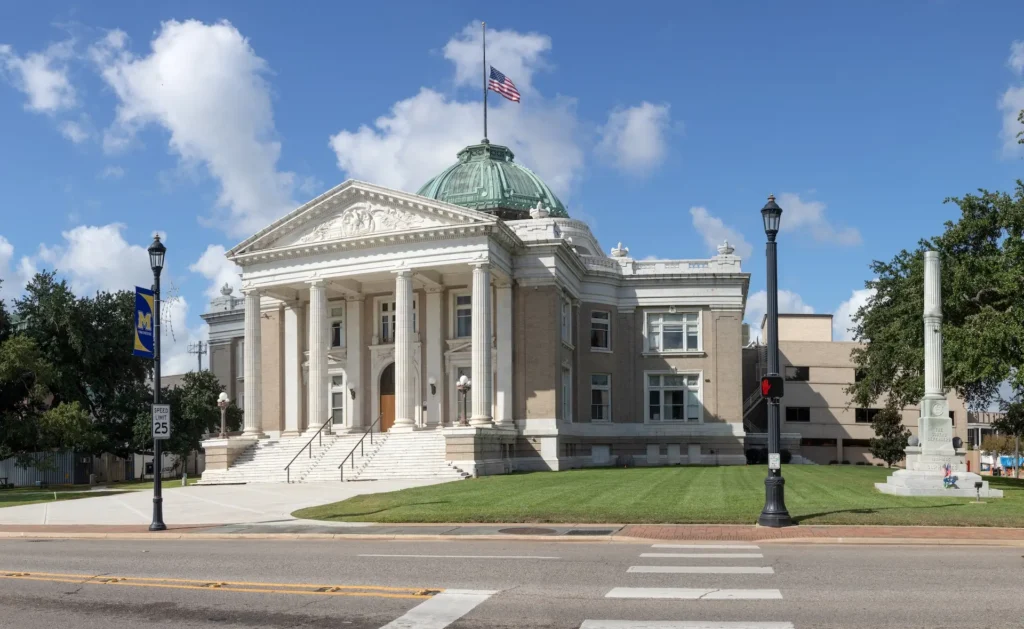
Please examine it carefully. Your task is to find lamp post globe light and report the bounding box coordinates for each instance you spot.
[218,392,230,439]
[757,195,794,528]
[148,235,167,532]
[456,375,472,426]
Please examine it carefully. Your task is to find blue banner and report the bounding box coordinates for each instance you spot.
[133,286,155,359]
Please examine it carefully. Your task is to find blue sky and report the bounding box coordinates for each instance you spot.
[2,1,1024,372]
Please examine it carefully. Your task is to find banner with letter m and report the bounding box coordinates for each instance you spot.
[133,286,156,359]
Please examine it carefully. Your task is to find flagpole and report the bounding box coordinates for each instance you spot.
[482,21,488,143]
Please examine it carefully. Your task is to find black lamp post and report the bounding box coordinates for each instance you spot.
[456,375,471,426]
[148,235,167,532]
[757,195,794,528]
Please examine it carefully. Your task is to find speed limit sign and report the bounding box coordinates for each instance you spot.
[152,404,171,440]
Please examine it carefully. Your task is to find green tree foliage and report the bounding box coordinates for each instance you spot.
[981,434,1015,456]
[133,371,242,469]
[15,272,152,457]
[869,407,911,468]
[847,184,1024,410]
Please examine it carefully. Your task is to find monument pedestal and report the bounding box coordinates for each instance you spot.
[876,445,1004,498]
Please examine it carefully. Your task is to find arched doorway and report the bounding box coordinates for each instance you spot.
[379,363,395,431]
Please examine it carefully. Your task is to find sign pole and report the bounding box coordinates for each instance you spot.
[150,271,167,531]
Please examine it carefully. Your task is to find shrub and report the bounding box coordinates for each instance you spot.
[841,460,851,465]
[780,449,792,464]
[829,460,838,465]
[856,461,866,466]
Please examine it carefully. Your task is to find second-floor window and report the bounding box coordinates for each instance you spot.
[455,294,472,338]
[785,406,810,422]
[647,312,699,352]
[590,311,610,350]
[379,299,417,343]
[591,374,611,421]
[561,298,572,343]
[329,306,345,348]
[785,366,809,381]
[855,408,882,423]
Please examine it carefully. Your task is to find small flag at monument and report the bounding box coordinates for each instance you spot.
[488,66,521,102]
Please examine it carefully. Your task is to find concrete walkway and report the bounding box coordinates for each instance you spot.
[0,480,452,526]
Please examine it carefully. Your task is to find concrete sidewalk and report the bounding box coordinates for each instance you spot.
[0,479,451,525]
[2,520,1024,546]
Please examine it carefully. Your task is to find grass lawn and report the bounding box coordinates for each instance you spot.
[293,466,1024,527]
[0,488,127,508]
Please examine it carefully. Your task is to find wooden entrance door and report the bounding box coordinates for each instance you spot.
[379,363,395,432]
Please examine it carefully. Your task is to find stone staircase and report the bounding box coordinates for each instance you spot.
[199,428,346,484]
[300,431,384,483]
[347,430,470,481]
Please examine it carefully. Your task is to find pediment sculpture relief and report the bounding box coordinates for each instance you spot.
[297,203,448,244]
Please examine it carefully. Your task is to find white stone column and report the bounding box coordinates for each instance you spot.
[345,297,363,430]
[495,282,514,428]
[426,287,444,427]
[470,262,493,426]
[242,289,262,436]
[393,269,416,429]
[307,280,329,431]
[282,303,304,436]
[923,250,943,397]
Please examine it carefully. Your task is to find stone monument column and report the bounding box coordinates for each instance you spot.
[242,289,262,436]
[470,262,493,427]
[920,251,953,456]
[393,269,416,429]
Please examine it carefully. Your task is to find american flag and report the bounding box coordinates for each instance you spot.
[488,66,521,103]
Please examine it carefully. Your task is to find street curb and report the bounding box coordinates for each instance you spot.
[3,531,1024,547]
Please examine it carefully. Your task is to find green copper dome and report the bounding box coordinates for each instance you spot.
[417,142,568,219]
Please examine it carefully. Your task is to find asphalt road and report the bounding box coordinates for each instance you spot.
[0,537,1021,628]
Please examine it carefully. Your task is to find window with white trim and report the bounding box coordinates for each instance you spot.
[647,373,701,422]
[236,339,244,377]
[646,312,700,352]
[329,375,346,425]
[561,298,572,343]
[329,305,345,348]
[454,293,472,338]
[590,311,610,350]
[379,298,417,343]
[591,374,611,421]
[561,366,572,421]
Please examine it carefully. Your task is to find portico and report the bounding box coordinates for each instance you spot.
[229,181,517,439]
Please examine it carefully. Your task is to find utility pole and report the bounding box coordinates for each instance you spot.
[187,341,207,372]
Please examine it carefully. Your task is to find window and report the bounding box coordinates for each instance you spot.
[591,374,611,421]
[236,340,244,377]
[843,438,872,448]
[647,373,701,422]
[238,391,244,411]
[454,294,472,338]
[854,369,866,383]
[329,305,345,348]
[646,312,700,352]
[785,366,809,381]
[785,406,810,422]
[855,408,882,423]
[561,298,572,343]
[561,366,572,421]
[590,311,610,350]
[330,375,345,425]
[379,299,417,343]
[801,438,837,447]
[949,410,955,424]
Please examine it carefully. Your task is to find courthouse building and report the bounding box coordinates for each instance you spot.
[201,141,751,482]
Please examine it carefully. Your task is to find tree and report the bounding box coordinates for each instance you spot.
[847,184,1024,411]
[133,371,242,473]
[981,434,1014,456]
[993,400,1024,479]
[15,272,152,457]
[869,407,911,468]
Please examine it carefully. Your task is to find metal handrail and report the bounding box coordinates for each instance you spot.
[284,416,333,483]
[338,415,382,481]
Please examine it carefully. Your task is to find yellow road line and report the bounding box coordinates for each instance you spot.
[0,571,437,600]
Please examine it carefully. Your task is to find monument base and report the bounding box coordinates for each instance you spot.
[876,447,1003,497]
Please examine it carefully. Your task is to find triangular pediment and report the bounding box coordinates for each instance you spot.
[228,180,497,257]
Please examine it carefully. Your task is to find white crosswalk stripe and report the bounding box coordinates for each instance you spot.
[606,587,783,600]
[650,544,762,550]
[377,589,497,629]
[627,566,774,574]
[640,553,764,559]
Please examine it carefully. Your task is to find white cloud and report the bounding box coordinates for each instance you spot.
[329,23,583,199]
[59,119,89,143]
[0,40,76,113]
[90,21,298,237]
[443,23,550,93]
[745,289,814,340]
[832,287,876,341]
[775,192,861,245]
[1000,41,1024,155]
[190,244,241,300]
[597,102,671,174]
[100,165,125,179]
[689,206,753,259]
[0,235,17,302]
[1009,40,1024,74]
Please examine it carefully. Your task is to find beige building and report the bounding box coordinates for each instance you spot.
[742,313,968,465]
[201,141,751,482]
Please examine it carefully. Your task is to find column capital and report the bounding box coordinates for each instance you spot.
[472,261,490,271]
[306,278,326,288]
[241,287,263,297]
[393,268,413,278]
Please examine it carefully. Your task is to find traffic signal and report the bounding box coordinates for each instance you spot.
[761,375,784,399]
